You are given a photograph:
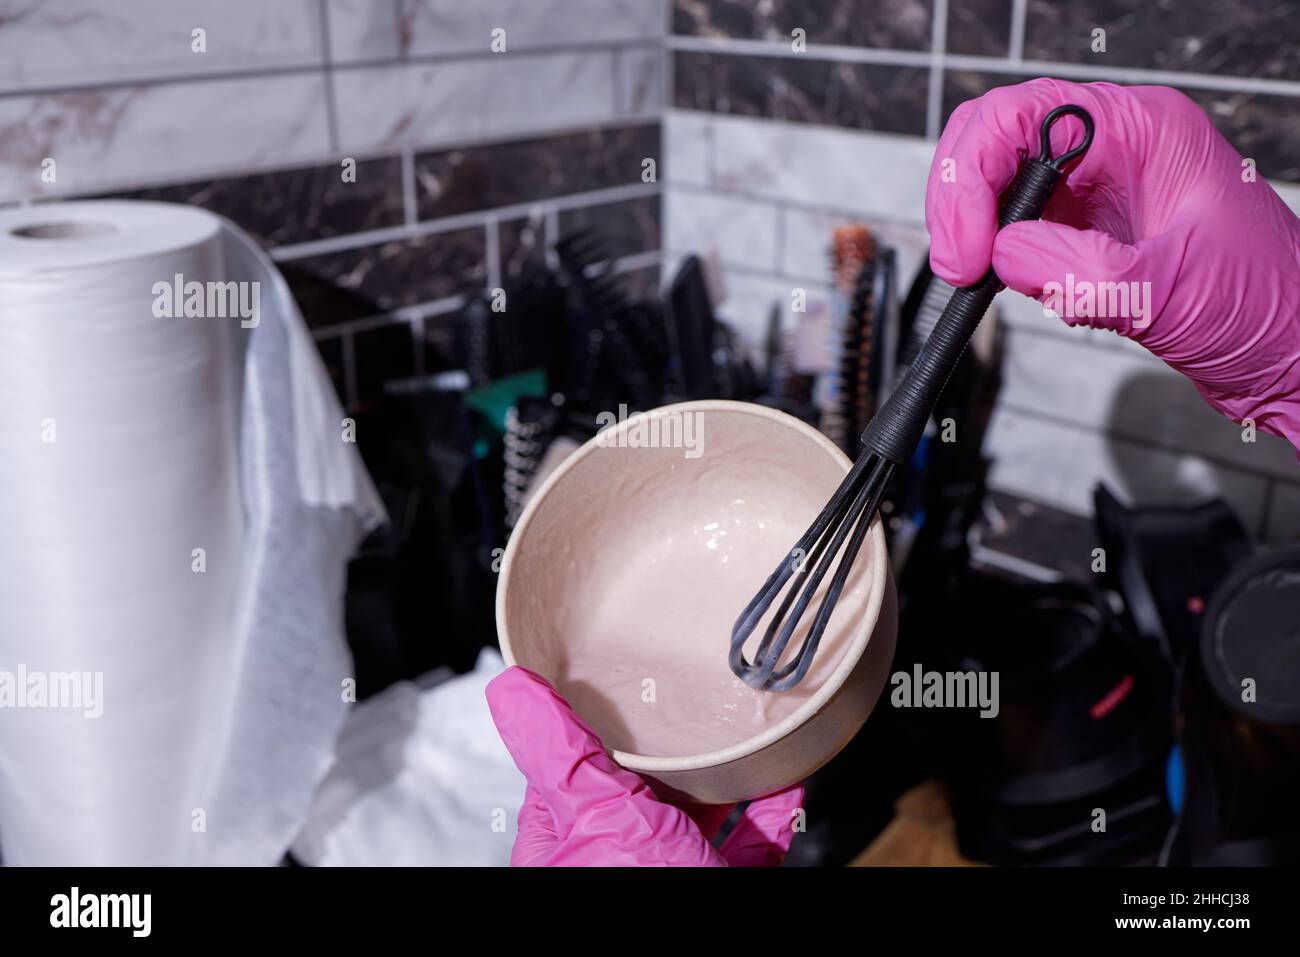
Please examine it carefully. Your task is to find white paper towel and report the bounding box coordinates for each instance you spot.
[0,201,384,865]
[292,650,525,867]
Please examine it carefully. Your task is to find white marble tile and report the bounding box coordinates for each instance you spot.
[665,190,778,272]
[397,0,663,57]
[324,0,402,64]
[332,52,618,152]
[780,205,930,289]
[0,74,331,201]
[664,110,711,187]
[0,0,323,92]
[712,264,831,358]
[709,115,932,226]
[992,286,1157,353]
[997,326,1299,480]
[1271,178,1300,218]
[617,47,663,117]
[983,406,1269,532]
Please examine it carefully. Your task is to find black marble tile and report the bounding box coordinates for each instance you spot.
[940,69,1016,123]
[674,53,929,135]
[673,0,933,51]
[353,321,416,407]
[312,334,350,407]
[559,195,661,261]
[414,124,660,221]
[280,226,488,329]
[100,157,404,247]
[499,198,660,290]
[947,0,1012,57]
[942,70,1300,183]
[500,213,549,281]
[1023,0,1300,81]
[1179,87,1300,184]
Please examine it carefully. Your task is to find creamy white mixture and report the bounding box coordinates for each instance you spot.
[553,485,866,757]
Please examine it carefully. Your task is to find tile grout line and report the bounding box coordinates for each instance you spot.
[662,110,1300,202]
[310,249,660,341]
[670,178,929,231]
[926,0,949,140]
[665,35,1300,97]
[675,252,830,290]
[662,0,675,110]
[485,217,502,292]
[393,0,408,61]
[611,48,625,115]
[672,35,934,67]
[316,0,341,152]
[2,114,662,206]
[401,147,417,225]
[313,297,468,340]
[1009,0,1028,62]
[706,116,717,187]
[773,202,785,274]
[16,36,1294,107]
[0,39,666,101]
[269,181,660,261]
[661,0,674,264]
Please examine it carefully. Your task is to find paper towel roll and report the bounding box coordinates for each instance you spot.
[0,201,384,865]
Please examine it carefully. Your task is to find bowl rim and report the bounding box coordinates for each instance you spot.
[495,398,890,774]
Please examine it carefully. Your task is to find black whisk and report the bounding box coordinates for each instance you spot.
[730,104,1095,691]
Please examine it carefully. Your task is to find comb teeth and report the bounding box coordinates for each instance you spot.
[555,229,671,408]
[824,226,877,453]
[837,256,878,451]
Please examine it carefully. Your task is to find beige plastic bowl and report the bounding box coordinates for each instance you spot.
[496,399,897,804]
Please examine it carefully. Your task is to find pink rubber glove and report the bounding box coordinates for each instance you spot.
[927,78,1300,451]
[486,666,804,866]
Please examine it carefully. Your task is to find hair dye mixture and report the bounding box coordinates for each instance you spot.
[551,454,869,758]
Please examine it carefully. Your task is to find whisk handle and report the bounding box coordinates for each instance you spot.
[862,104,1094,465]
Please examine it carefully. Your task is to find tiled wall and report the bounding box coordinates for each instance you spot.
[0,0,665,408]
[665,0,1300,543]
[4,1,1299,543]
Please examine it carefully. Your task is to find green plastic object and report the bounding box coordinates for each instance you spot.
[464,369,548,457]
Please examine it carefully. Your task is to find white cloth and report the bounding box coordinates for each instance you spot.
[0,201,383,865]
[292,650,525,867]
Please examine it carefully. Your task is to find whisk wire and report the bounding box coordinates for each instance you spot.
[728,451,873,647]
[730,453,890,690]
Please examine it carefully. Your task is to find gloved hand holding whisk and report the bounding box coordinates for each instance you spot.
[927,78,1300,452]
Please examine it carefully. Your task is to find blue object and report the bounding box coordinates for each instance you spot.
[1166,744,1185,814]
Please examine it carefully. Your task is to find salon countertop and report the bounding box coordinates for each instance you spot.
[849,780,983,867]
